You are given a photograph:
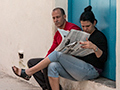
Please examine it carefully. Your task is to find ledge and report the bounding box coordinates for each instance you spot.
[60,77,116,90]
[90,77,116,88]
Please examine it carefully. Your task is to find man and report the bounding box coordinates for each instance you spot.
[27,7,81,90]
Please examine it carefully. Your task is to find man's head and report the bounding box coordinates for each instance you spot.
[52,7,66,29]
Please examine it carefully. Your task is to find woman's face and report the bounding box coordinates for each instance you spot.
[80,20,96,34]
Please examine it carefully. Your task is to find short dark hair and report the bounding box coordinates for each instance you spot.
[80,5,97,24]
[53,7,65,15]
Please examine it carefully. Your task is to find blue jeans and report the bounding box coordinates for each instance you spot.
[48,51,99,81]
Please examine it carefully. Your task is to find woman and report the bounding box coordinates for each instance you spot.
[12,6,107,90]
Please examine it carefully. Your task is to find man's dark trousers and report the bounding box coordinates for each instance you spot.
[27,58,52,90]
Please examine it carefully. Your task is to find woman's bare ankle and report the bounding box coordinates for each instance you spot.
[25,69,32,76]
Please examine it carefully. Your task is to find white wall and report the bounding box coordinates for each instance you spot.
[116,0,120,90]
[0,0,54,84]
[0,0,68,86]
[55,0,68,18]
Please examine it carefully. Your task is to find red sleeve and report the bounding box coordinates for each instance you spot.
[45,31,60,57]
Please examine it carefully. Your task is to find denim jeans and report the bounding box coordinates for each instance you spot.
[48,51,99,81]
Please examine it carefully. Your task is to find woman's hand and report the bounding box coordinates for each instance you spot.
[80,38,95,49]
[80,38,103,58]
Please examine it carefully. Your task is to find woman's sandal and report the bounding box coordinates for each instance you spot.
[12,66,31,81]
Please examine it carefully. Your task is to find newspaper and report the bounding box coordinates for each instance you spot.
[55,29,94,57]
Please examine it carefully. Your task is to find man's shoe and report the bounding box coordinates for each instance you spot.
[60,85,63,90]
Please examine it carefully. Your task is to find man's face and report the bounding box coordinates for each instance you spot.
[80,20,96,34]
[52,9,66,29]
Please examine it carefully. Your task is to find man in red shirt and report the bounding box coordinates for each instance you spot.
[27,7,81,90]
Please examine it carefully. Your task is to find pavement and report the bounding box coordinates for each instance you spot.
[0,71,42,90]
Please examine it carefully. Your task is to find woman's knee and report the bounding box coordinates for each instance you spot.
[48,62,59,71]
[48,51,63,62]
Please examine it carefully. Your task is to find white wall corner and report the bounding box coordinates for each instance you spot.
[116,0,120,90]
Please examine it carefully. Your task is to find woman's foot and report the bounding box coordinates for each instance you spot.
[12,66,31,80]
[12,66,21,76]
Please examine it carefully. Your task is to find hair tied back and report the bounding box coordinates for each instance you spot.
[84,5,92,12]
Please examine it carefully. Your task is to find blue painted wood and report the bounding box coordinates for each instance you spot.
[91,0,116,81]
[68,0,116,80]
[68,0,89,27]
[68,0,72,22]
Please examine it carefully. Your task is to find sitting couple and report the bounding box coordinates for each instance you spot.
[12,6,107,90]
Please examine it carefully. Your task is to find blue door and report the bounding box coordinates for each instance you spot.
[68,0,116,80]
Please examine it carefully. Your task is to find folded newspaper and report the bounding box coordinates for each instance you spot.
[55,29,94,57]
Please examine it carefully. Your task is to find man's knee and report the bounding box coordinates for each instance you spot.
[27,58,44,68]
[27,59,33,68]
